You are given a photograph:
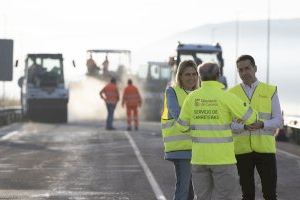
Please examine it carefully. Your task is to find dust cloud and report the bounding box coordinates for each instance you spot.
[68,76,126,122]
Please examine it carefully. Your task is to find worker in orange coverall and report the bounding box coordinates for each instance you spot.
[122,79,142,131]
[100,77,119,130]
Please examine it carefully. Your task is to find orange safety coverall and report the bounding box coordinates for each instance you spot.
[86,58,97,70]
[122,85,142,129]
[100,83,119,104]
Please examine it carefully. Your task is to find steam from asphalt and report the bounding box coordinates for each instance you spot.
[68,76,126,122]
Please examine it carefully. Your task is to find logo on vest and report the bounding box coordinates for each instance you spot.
[194,99,218,106]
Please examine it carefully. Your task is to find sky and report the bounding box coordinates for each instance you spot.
[1,0,300,54]
[1,0,300,99]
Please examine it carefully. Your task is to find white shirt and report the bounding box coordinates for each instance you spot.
[231,80,283,132]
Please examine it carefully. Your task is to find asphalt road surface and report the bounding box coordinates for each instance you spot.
[0,121,299,200]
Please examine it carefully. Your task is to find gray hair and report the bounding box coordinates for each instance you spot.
[175,60,199,89]
[198,62,220,81]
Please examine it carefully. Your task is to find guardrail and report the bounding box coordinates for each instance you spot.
[284,116,300,145]
[0,106,22,126]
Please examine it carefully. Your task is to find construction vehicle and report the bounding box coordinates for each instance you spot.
[85,49,131,83]
[18,54,68,123]
[139,42,227,121]
[172,42,227,88]
[137,61,172,121]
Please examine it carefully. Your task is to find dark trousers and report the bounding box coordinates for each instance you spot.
[236,152,277,200]
[105,103,116,129]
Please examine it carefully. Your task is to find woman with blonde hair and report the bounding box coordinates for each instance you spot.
[161,60,199,200]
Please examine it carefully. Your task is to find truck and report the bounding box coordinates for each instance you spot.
[172,42,227,88]
[85,49,131,83]
[137,61,172,121]
[139,42,227,121]
[19,54,68,123]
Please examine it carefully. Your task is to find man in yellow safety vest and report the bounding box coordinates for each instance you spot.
[176,62,258,199]
[229,55,283,200]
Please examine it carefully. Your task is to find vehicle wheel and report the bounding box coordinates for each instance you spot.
[57,106,68,123]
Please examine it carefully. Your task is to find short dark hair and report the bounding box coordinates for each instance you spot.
[198,62,220,81]
[236,55,256,66]
[128,79,132,85]
[111,77,116,83]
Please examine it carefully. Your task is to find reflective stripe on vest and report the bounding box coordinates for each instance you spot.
[161,120,174,129]
[177,118,189,126]
[106,91,118,97]
[192,136,233,143]
[241,107,254,122]
[233,129,274,136]
[125,94,140,100]
[190,124,230,131]
[251,130,274,136]
[163,134,191,142]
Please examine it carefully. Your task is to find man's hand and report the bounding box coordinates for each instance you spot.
[99,93,105,100]
[244,121,264,131]
[101,96,106,101]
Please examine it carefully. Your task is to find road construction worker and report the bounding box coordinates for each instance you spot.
[122,79,142,131]
[176,62,258,200]
[86,54,98,74]
[229,55,283,200]
[99,77,119,130]
[49,66,61,84]
[161,60,199,200]
[28,62,46,85]
[102,55,109,74]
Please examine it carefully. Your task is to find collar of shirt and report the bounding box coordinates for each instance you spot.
[241,80,259,98]
[241,80,259,89]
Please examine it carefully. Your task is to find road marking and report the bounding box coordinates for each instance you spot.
[277,149,300,160]
[124,131,166,200]
[0,131,19,141]
[277,149,300,169]
[0,190,128,198]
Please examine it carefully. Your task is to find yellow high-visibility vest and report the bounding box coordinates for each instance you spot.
[161,86,191,153]
[176,81,257,165]
[229,82,277,154]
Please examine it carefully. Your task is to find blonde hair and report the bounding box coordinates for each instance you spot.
[175,60,199,89]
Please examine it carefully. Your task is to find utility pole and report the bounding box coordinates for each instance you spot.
[266,0,271,84]
[235,13,240,85]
